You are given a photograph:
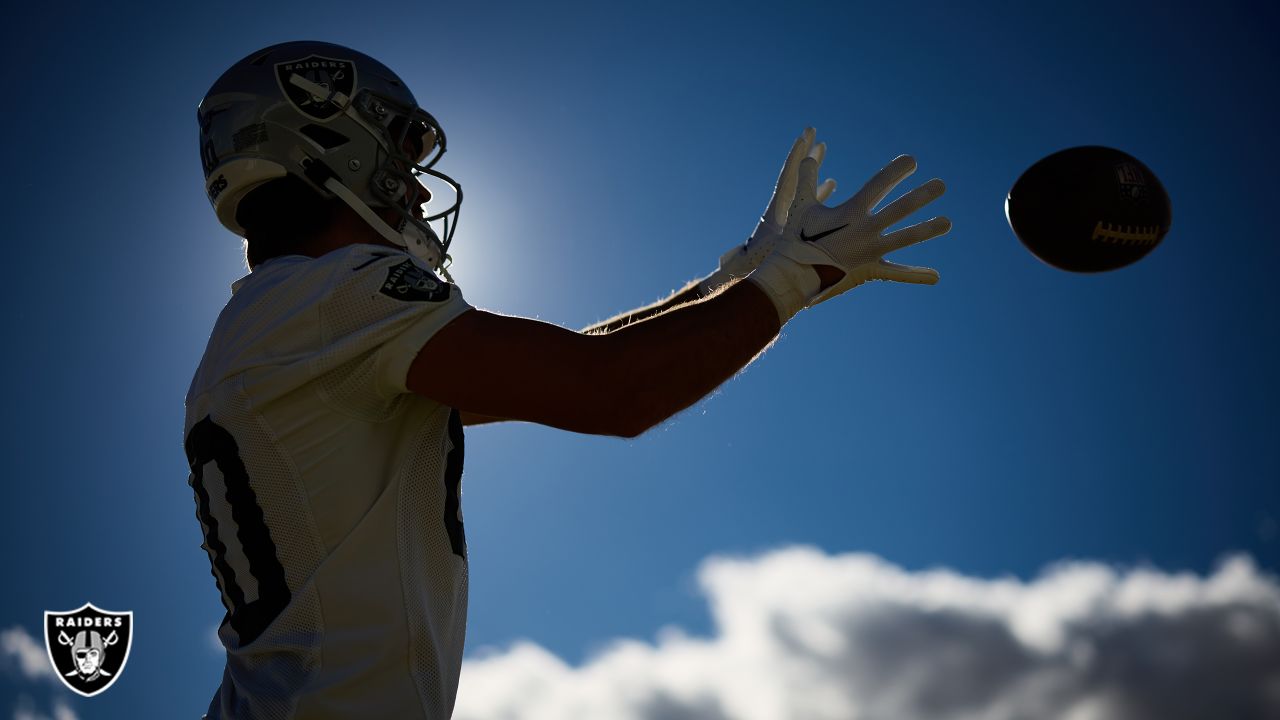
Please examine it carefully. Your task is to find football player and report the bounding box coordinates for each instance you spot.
[188,41,949,719]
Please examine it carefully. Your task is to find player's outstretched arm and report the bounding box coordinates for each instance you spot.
[408,277,781,438]
[413,133,949,438]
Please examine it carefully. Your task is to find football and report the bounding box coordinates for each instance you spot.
[1005,146,1172,272]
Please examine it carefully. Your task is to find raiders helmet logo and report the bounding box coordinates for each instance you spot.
[380,259,451,302]
[275,54,357,121]
[44,603,133,697]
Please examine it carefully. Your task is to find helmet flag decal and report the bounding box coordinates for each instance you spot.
[274,55,356,121]
[44,602,133,697]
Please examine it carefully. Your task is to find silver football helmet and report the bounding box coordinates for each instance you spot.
[198,41,461,273]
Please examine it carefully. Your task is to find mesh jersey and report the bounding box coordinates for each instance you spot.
[184,245,473,720]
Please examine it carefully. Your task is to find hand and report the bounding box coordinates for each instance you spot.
[748,152,951,321]
[699,128,836,296]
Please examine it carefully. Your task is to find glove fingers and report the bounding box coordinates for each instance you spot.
[808,140,834,204]
[795,155,821,205]
[873,259,939,285]
[881,216,952,254]
[808,141,826,167]
[845,155,917,216]
[874,178,946,230]
[816,178,837,203]
[807,257,939,307]
[768,128,816,227]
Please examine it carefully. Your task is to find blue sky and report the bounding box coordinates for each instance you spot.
[2,1,1278,717]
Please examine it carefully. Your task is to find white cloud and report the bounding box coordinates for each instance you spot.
[455,547,1280,720]
[2,629,79,720]
[0,627,54,682]
[11,695,78,720]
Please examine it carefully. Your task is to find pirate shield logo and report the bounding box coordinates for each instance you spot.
[275,54,357,121]
[44,603,133,697]
[379,259,451,302]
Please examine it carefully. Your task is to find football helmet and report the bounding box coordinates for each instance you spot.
[198,41,461,273]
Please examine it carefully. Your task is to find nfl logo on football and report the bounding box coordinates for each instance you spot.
[44,603,134,697]
[1114,161,1148,199]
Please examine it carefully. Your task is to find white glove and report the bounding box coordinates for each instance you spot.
[749,152,951,323]
[698,128,837,296]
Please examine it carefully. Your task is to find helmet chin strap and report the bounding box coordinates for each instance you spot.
[318,175,451,280]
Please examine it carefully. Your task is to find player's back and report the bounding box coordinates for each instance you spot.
[185,245,472,719]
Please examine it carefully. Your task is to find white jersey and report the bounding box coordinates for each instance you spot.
[184,245,473,719]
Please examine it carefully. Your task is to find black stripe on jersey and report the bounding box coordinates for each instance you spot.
[443,409,467,559]
[186,416,292,645]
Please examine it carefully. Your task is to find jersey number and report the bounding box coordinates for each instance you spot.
[185,416,290,645]
[186,411,468,642]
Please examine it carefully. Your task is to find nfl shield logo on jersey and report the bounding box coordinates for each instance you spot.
[44,603,133,697]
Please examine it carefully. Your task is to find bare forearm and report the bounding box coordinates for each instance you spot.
[590,278,780,435]
[410,279,781,437]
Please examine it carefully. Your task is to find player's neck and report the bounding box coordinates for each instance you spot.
[301,207,401,260]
